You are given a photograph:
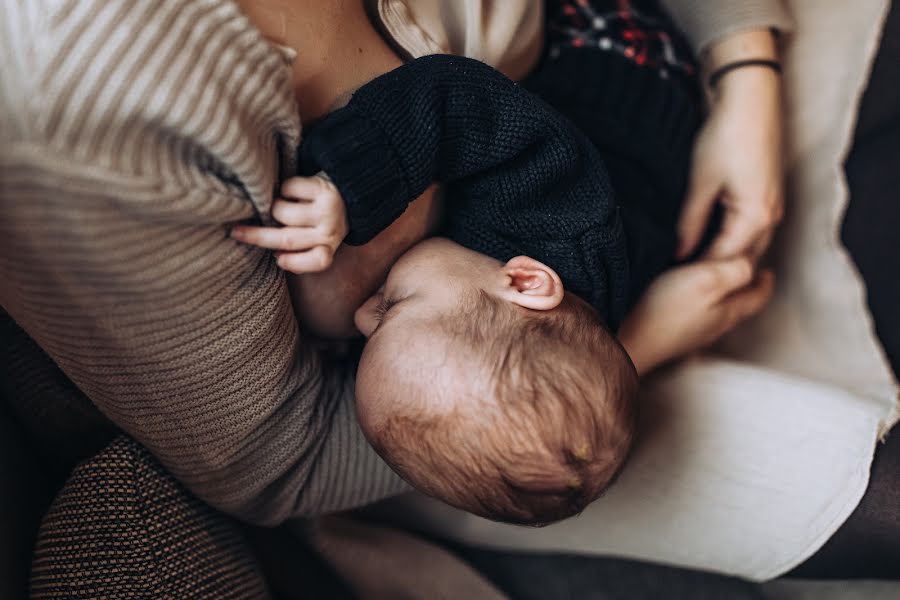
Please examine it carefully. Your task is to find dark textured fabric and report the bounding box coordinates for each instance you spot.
[300,54,631,327]
[30,436,270,599]
[527,0,701,302]
[453,545,764,600]
[0,405,54,600]
[1,311,117,484]
[545,0,697,82]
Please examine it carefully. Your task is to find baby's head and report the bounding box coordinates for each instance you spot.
[354,238,638,525]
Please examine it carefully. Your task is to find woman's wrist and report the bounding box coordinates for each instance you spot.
[704,28,778,73]
[715,65,782,108]
[703,29,780,98]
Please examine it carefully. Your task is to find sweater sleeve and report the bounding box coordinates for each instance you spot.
[0,0,406,526]
[300,54,630,324]
[661,0,794,53]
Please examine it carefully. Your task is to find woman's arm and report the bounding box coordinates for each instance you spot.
[660,0,793,262]
[677,29,786,261]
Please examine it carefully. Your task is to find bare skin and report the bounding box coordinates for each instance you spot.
[234,175,775,375]
[235,0,443,337]
[680,29,784,262]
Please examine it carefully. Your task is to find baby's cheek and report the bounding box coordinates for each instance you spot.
[354,294,382,337]
[353,347,390,437]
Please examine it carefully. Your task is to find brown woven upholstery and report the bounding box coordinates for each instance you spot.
[30,436,270,599]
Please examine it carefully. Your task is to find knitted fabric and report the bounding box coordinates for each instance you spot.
[30,436,269,600]
[300,54,630,327]
[546,0,696,79]
[526,0,701,301]
[2,0,408,526]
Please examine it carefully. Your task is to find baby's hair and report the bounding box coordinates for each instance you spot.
[369,290,639,525]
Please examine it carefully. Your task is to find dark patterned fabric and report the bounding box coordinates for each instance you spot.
[526,1,701,303]
[30,436,270,599]
[547,0,696,80]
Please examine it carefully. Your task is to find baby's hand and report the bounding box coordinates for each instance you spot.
[230,175,348,274]
[618,257,774,375]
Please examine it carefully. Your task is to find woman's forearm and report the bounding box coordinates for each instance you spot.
[704,28,778,71]
[704,29,782,107]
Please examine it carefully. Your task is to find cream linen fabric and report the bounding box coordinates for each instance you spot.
[371,0,899,581]
[376,0,544,81]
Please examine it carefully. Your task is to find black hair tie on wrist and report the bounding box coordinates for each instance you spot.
[708,59,782,89]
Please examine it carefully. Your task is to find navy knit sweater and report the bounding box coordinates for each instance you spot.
[300,54,630,328]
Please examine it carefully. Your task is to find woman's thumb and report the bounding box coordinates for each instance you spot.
[677,174,721,259]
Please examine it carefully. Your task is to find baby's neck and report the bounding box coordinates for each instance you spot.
[235,0,403,122]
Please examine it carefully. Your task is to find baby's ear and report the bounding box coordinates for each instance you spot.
[499,256,564,311]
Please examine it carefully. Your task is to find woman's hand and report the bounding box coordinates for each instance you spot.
[618,257,775,376]
[677,29,785,262]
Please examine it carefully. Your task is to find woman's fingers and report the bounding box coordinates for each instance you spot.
[747,229,774,263]
[705,192,782,260]
[677,172,721,259]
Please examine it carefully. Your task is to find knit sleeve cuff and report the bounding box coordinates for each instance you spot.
[299,105,412,245]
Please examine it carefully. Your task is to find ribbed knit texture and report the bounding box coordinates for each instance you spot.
[301,54,630,326]
[30,436,270,599]
[0,0,406,525]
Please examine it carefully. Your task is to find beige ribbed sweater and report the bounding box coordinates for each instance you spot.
[0,0,409,525]
[0,0,792,526]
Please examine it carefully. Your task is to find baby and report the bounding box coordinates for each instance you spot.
[231,12,770,524]
[232,53,639,524]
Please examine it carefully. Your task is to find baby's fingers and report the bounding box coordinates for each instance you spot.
[282,175,338,203]
[723,270,775,324]
[696,255,755,298]
[276,247,334,274]
[230,225,325,251]
[272,198,320,227]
